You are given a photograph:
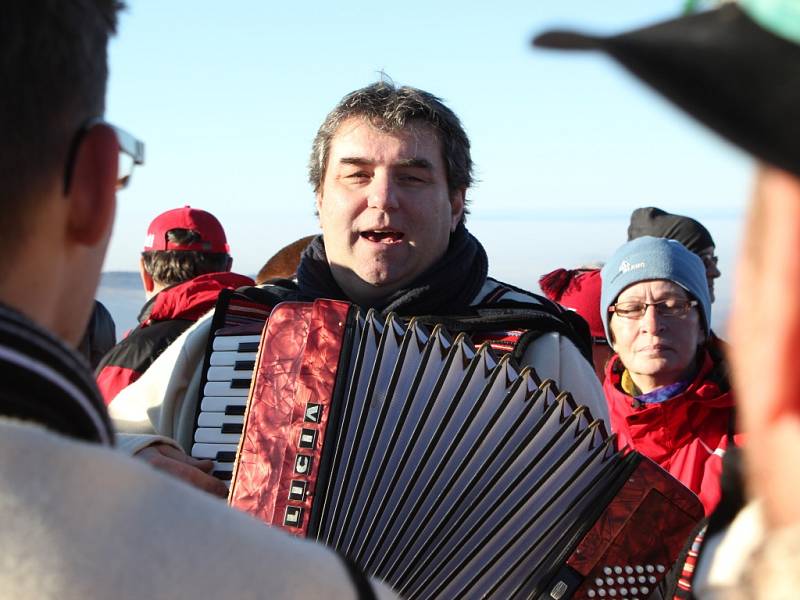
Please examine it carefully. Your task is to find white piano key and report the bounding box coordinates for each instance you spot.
[197,412,245,428]
[209,351,257,366]
[212,461,234,474]
[212,334,261,352]
[194,427,243,444]
[206,365,254,381]
[200,396,247,413]
[203,380,251,397]
[191,442,238,460]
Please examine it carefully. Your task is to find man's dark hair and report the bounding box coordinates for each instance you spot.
[141,229,231,286]
[309,80,473,222]
[1,1,123,252]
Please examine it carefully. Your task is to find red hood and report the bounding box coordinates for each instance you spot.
[603,349,735,515]
[604,351,734,458]
[141,272,254,326]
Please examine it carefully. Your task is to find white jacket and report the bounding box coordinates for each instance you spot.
[110,278,609,454]
[0,417,396,600]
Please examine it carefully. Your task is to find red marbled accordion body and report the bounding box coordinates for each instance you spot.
[229,300,351,534]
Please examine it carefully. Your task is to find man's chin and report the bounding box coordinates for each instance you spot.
[362,272,406,291]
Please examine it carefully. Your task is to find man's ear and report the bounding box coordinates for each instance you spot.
[450,188,466,231]
[225,256,233,272]
[65,123,117,246]
[139,257,155,294]
[315,192,323,221]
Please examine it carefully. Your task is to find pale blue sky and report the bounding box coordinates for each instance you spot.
[103,1,753,330]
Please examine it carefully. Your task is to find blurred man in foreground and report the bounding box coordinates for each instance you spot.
[536,0,800,595]
[0,3,392,598]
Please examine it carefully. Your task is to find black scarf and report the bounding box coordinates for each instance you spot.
[296,223,488,316]
[0,302,114,445]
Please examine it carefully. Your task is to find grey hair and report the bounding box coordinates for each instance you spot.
[309,81,473,221]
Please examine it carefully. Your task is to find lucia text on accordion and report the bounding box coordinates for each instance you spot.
[192,297,703,600]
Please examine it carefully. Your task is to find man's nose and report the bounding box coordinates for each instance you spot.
[366,174,399,210]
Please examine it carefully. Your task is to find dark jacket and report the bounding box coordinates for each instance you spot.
[96,272,254,404]
[77,300,117,369]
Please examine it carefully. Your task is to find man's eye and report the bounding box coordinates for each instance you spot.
[346,171,370,180]
[398,173,426,183]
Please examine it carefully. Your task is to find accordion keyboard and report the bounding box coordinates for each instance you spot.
[191,332,261,485]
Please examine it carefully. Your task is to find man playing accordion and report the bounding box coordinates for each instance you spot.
[110,81,609,495]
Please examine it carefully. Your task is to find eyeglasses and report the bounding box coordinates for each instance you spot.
[609,298,699,319]
[63,118,145,194]
[698,252,719,266]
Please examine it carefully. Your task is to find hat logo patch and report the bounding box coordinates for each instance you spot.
[618,260,646,274]
[144,233,154,248]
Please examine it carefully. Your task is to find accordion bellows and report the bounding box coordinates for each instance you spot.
[224,299,702,599]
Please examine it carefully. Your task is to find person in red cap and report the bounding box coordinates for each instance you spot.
[539,267,613,381]
[95,205,253,408]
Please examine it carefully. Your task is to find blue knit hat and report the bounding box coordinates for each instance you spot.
[600,236,711,342]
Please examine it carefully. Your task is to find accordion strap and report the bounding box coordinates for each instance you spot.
[414,304,594,365]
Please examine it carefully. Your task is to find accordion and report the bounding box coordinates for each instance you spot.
[195,298,703,599]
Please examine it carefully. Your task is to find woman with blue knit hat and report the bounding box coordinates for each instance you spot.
[600,236,733,515]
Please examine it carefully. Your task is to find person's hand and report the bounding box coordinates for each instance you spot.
[135,443,229,498]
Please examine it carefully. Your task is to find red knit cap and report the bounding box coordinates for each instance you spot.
[538,268,604,339]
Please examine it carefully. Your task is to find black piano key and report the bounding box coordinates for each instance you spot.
[231,378,251,389]
[239,342,259,352]
[217,451,237,462]
[221,423,243,434]
[225,405,246,416]
[234,360,256,371]
[213,470,233,481]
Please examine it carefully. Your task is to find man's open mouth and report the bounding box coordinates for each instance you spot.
[361,230,405,244]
